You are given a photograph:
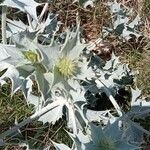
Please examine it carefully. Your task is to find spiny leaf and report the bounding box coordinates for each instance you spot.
[53,141,72,150]
[0,0,41,20]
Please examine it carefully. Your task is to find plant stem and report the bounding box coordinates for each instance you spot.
[27,14,34,30]
[2,6,7,44]
[35,2,49,30]
[66,101,77,134]
[95,79,122,117]
[39,2,49,22]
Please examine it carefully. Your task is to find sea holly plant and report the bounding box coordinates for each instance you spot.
[53,89,150,150]
[103,0,141,40]
[0,0,59,44]
[83,53,134,117]
[5,13,59,44]
[53,120,140,150]
[121,88,150,144]
[0,0,150,150]
[0,25,89,129]
[0,8,90,138]
[0,0,41,21]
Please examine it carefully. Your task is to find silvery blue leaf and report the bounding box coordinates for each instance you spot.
[6,20,27,38]
[74,101,87,130]
[53,141,72,150]
[0,44,24,66]
[115,141,140,150]
[121,28,141,40]
[61,25,85,60]
[0,139,4,147]
[20,77,33,100]
[38,43,60,71]
[89,123,104,143]
[86,109,117,124]
[0,65,23,94]
[77,59,94,81]
[107,0,121,13]
[131,87,141,104]
[126,88,150,119]
[0,44,11,61]
[38,13,58,35]
[70,82,86,102]
[123,121,144,144]
[114,15,129,29]
[35,71,53,100]
[27,94,43,111]
[104,120,123,140]
[38,104,64,124]
[103,53,119,70]
[6,12,58,41]
[131,88,150,111]
[0,0,41,20]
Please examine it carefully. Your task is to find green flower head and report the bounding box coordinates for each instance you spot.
[38,27,93,92]
[67,120,139,150]
[48,26,94,91]
[22,50,38,63]
[56,56,77,79]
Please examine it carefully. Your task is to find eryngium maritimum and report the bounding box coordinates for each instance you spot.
[56,57,77,78]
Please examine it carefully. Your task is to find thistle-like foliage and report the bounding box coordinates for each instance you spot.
[0,24,91,97]
[0,24,89,131]
[0,0,59,44]
[0,0,40,20]
[54,120,139,150]
[121,88,150,143]
[104,0,141,40]
[50,26,94,91]
[0,0,149,149]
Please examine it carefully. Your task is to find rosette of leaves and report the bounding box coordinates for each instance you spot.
[0,25,93,142]
[0,23,94,98]
[53,120,139,150]
[121,88,150,144]
[103,0,141,40]
[27,25,93,129]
